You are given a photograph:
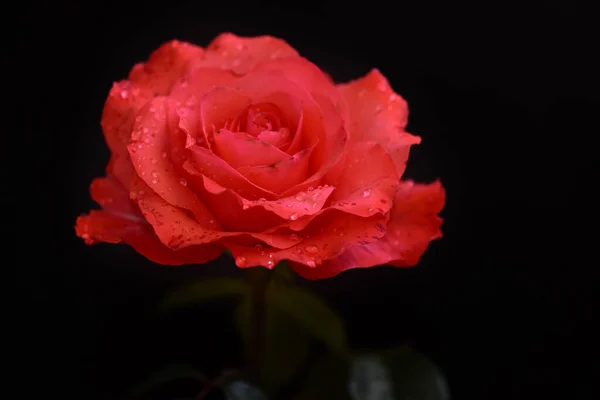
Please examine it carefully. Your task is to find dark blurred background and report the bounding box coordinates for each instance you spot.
[8,0,596,399]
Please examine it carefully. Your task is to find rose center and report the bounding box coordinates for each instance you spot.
[228,103,291,148]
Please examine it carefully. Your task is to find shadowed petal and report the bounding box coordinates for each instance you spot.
[213,129,289,168]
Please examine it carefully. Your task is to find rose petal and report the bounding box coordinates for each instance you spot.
[338,69,421,177]
[132,176,302,250]
[194,33,299,75]
[129,40,204,95]
[101,80,154,159]
[213,129,289,168]
[290,180,445,279]
[170,67,237,107]
[325,141,399,217]
[76,176,222,265]
[225,210,389,269]
[252,56,348,122]
[236,147,314,193]
[186,147,278,200]
[200,87,253,148]
[127,97,219,227]
[280,94,348,196]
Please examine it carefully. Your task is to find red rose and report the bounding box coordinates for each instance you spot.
[76,33,445,279]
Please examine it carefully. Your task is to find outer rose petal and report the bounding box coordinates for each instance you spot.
[290,180,445,279]
[127,97,219,228]
[131,176,303,250]
[169,67,237,107]
[338,69,421,177]
[129,40,204,95]
[225,210,390,269]
[325,141,399,217]
[194,33,299,75]
[101,81,154,159]
[75,175,222,265]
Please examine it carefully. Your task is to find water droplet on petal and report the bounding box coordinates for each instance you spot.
[267,260,274,267]
[151,158,158,165]
[129,191,138,200]
[305,245,319,254]
[151,179,158,184]
[289,213,298,220]
[235,256,247,267]
[290,234,300,240]
[120,90,128,99]
[306,260,316,268]
[362,189,372,197]
[151,171,159,178]
[179,178,187,186]
[161,151,168,158]
[295,192,304,201]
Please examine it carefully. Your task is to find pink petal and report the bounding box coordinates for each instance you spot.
[290,180,446,279]
[128,40,204,95]
[194,33,299,75]
[127,97,219,227]
[338,69,421,177]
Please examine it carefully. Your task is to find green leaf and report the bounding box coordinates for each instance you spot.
[271,260,296,285]
[349,347,450,400]
[222,380,269,400]
[128,364,206,398]
[235,296,312,395]
[266,283,347,353]
[159,277,250,312]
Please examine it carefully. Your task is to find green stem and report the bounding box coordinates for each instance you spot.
[247,266,270,383]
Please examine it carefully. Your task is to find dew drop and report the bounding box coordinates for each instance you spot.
[235,256,247,267]
[151,171,159,178]
[289,213,298,220]
[307,186,314,191]
[143,137,151,144]
[295,192,304,201]
[120,90,128,99]
[129,191,137,200]
[305,245,319,254]
[258,197,266,202]
[209,219,214,224]
[290,234,300,240]
[362,189,372,198]
[267,260,274,267]
[306,260,316,268]
[149,107,156,113]
[143,127,149,134]
[179,178,187,186]
[368,206,374,212]
[151,158,158,165]
[161,151,168,158]
[151,179,158,184]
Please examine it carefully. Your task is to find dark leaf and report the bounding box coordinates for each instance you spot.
[159,278,250,311]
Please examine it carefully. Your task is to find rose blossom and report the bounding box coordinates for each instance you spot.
[75,33,445,279]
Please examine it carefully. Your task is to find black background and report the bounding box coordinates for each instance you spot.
[9,1,597,399]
